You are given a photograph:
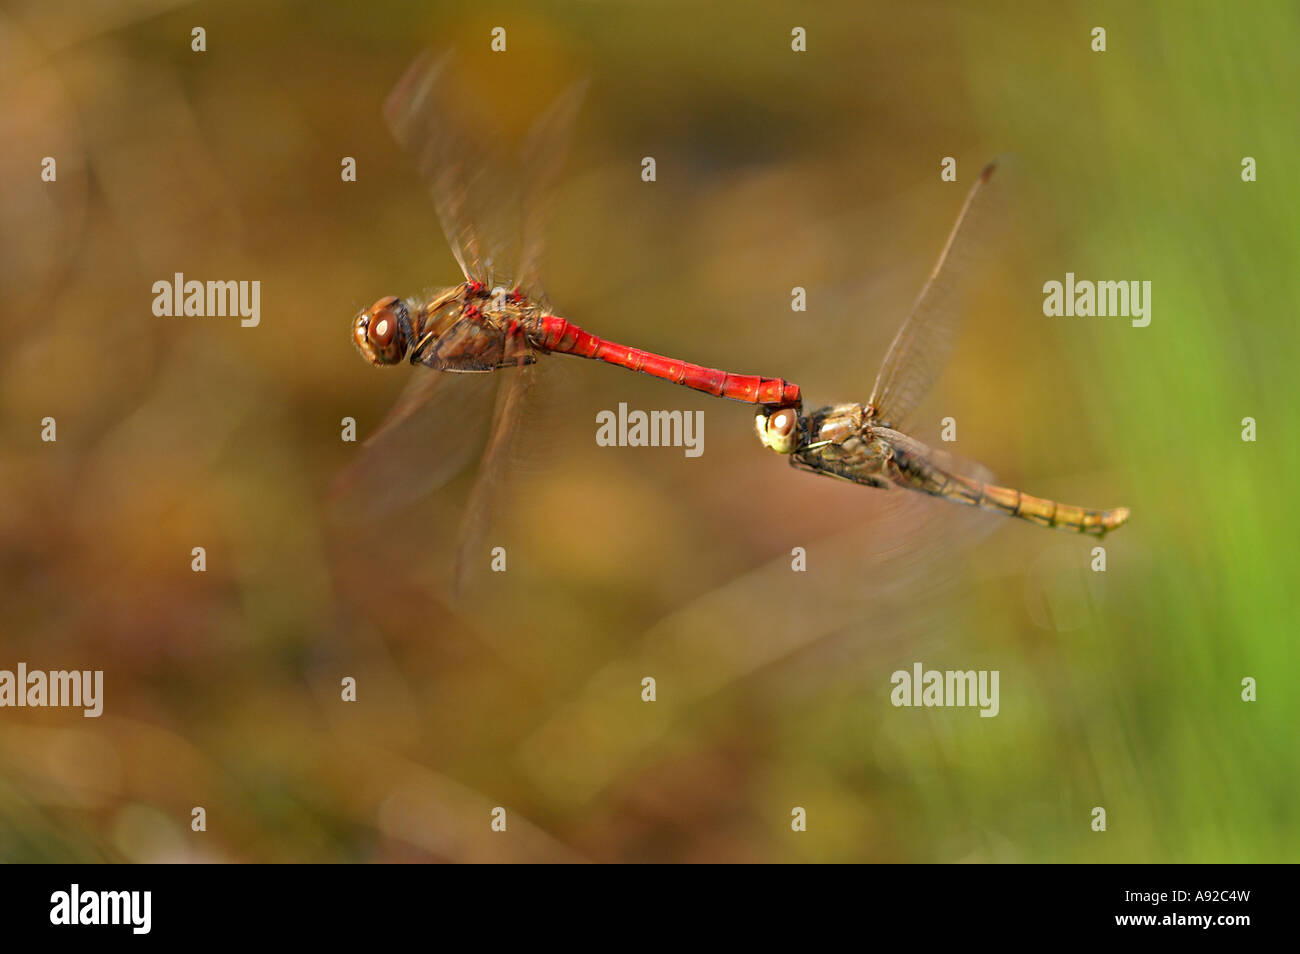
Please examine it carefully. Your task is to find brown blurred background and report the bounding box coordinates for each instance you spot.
[1,0,1295,862]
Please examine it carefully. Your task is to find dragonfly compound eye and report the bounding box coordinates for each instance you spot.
[756,408,800,455]
[353,296,410,366]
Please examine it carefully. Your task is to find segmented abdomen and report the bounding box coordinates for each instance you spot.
[535,315,801,407]
[887,436,1129,535]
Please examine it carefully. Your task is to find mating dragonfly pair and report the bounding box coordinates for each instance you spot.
[345,53,1129,583]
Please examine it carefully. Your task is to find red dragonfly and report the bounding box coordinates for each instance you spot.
[341,53,798,587]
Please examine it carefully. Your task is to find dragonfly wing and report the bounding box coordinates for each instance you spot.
[877,428,997,487]
[867,159,1009,430]
[452,361,534,596]
[514,79,588,304]
[330,368,499,521]
[384,52,521,287]
[518,482,999,804]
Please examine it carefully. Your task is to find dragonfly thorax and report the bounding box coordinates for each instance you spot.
[353,283,490,367]
[811,404,866,445]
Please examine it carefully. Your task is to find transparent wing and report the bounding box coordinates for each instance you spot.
[517,483,1000,805]
[451,362,534,597]
[384,52,521,286]
[330,369,499,521]
[355,52,584,579]
[514,80,588,304]
[867,159,1009,429]
[875,429,997,487]
[384,52,585,298]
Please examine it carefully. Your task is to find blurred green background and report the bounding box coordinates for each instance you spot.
[1,0,1295,862]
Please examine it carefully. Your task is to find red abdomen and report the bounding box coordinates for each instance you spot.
[534,315,801,407]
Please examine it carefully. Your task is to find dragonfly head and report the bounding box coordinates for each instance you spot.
[755,406,804,455]
[353,296,413,365]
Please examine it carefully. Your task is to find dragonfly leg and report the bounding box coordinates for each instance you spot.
[790,453,890,489]
[409,330,438,364]
[498,320,536,368]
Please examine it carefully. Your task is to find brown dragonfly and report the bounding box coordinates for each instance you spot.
[754,161,1130,536]
[340,53,799,588]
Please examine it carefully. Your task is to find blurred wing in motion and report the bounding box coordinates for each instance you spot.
[867,159,1010,430]
[517,485,1000,806]
[384,52,585,298]
[452,361,534,597]
[384,52,521,286]
[344,52,585,583]
[878,429,997,488]
[514,79,588,305]
[330,369,499,521]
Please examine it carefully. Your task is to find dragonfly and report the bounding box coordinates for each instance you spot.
[342,53,800,587]
[352,52,799,405]
[754,160,1130,536]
